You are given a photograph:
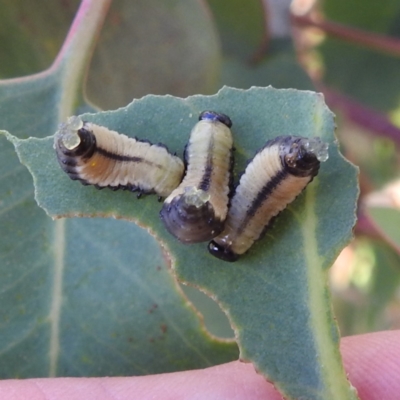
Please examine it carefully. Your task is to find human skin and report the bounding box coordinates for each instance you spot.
[0,330,399,400]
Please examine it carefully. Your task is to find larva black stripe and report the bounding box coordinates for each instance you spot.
[245,169,287,219]
[208,135,329,262]
[160,111,233,243]
[55,116,185,198]
[198,137,214,191]
[96,147,150,165]
[96,147,142,162]
[236,169,288,236]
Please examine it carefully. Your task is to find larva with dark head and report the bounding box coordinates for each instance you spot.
[54,116,185,198]
[159,111,234,243]
[208,135,329,262]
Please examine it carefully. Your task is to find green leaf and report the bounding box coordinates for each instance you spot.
[0,142,238,378]
[366,207,400,253]
[220,51,314,90]
[206,0,267,60]
[0,0,237,378]
[0,0,221,108]
[319,0,400,112]
[366,240,400,329]
[7,86,360,399]
[87,0,221,109]
[205,1,316,92]
[0,0,80,78]
[323,0,400,32]
[332,239,400,335]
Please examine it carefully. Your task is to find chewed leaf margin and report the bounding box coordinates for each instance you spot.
[4,86,360,400]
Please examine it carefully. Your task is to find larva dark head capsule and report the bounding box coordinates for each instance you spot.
[160,111,234,243]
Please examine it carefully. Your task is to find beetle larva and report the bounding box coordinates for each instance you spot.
[54,116,185,198]
[208,135,329,261]
[159,111,234,243]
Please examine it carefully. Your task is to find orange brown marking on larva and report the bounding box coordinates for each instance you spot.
[54,116,184,198]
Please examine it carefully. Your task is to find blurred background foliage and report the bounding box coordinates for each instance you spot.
[1,0,399,339]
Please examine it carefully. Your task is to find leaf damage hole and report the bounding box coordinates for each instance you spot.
[180,284,234,339]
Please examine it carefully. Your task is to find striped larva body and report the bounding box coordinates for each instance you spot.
[208,135,329,262]
[160,111,234,243]
[54,116,185,198]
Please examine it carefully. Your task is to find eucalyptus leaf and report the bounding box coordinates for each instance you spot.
[206,0,267,60]
[0,0,80,78]
[87,0,221,109]
[0,0,237,379]
[220,52,314,90]
[6,86,360,399]
[366,206,400,253]
[333,239,400,335]
[0,0,221,107]
[366,240,400,329]
[319,0,400,112]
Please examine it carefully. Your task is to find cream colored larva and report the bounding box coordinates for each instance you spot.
[54,116,184,198]
[159,111,234,243]
[208,135,329,262]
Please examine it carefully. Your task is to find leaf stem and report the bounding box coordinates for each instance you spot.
[291,14,400,57]
[47,0,111,376]
[321,87,400,146]
[52,0,112,119]
[355,212,381,239]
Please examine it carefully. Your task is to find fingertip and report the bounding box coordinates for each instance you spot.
[341,330,400,400]
[1,331,400,400]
